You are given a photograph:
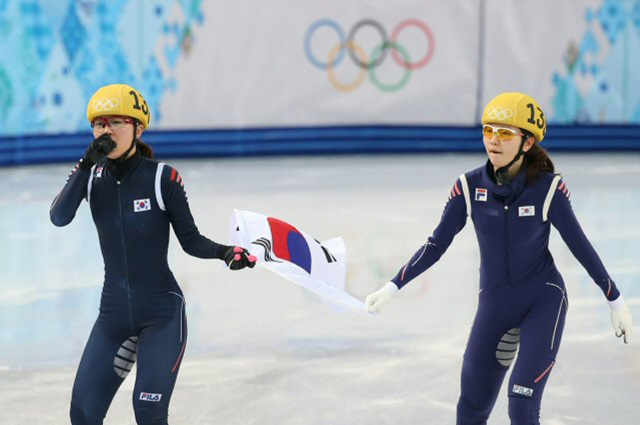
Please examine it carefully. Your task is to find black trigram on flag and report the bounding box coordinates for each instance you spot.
[315,239,337,263]
[251,237,282,263]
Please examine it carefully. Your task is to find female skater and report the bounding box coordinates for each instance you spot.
[50,84,256,424]
[364,92,633,424]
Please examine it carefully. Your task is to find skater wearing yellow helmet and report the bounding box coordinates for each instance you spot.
[365,92,633,424]
[51,84,256,424]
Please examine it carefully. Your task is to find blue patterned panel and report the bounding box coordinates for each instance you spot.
[551,0,640,123]
[61,2,86,63]
[0,0,204,136]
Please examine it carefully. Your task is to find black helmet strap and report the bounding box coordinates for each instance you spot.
[112,121,139,164]
[495,135,529,185]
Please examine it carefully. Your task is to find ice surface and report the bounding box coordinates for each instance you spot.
[1,153,639,424]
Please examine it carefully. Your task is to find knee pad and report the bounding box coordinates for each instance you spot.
[508,396,540,425]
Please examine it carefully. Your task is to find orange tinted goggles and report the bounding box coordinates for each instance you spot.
[482,124,523,142]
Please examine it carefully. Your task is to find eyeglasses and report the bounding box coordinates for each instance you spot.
[91,116,134,131]
[482,124,523,142]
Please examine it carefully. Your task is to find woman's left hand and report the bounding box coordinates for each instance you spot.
[220,246,257,270]
[609,296,633,344]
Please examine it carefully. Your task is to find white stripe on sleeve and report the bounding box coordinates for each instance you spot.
[542,175,562,222]
[155,163,166,211]
[86,165,96,203]
[459,174,471,217]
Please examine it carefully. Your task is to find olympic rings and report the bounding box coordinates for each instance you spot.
[304,18,435,92]
[92,98,120,112]
[486,106,514,120]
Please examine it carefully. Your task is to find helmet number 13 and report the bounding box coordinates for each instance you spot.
[129,90,149,116]
[526,103,545,130]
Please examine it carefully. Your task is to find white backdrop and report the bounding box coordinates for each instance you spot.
[158,0,621,128]
[160,0,479,127]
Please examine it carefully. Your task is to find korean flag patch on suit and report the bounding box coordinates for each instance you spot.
[518,206,535,217]
[134,199,151,212]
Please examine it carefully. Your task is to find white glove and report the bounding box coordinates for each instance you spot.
[364,282,399,313]
[609,296,633,344]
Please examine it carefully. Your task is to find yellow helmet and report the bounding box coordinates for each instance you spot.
[87,84,151,129]
[482,92,546,142]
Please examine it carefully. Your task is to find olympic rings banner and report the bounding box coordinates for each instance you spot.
[154,0,482,128]
[303,18,436,93]
[0,0,639,140]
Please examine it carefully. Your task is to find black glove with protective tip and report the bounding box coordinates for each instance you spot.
[84,134,116,165]
[219,245,257,270]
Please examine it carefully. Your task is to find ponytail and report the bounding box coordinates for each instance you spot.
[523,141,554,184]
[137,139,154,159]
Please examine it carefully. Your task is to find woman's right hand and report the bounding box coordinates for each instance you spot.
[84,134,116,164]
[364,282,399,313]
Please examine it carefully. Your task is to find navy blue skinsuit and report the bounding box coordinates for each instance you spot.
[50,151,225,425]
[392,161,620,425]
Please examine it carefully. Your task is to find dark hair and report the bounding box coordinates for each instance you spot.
[137,139,154,159]
[522,129,554,184]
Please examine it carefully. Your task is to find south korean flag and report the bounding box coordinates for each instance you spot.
[134,198,151,212]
